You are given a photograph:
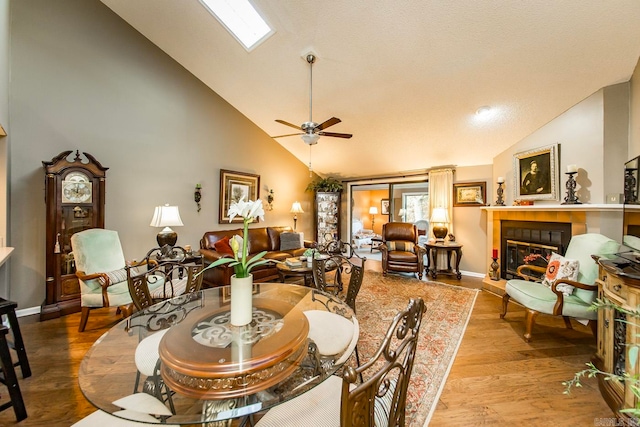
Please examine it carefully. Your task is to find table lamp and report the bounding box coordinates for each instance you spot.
[430,207,449,242]
[150,204,184,247]
[290,201,304,230]
[369,206,378,230]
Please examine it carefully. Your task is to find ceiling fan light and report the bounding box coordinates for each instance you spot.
[301,133,320,145]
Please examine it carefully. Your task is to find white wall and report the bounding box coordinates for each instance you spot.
[8,0,315,309]
[630,57,640,157]
[454,164,492,276]
[0,0,9,298]
[493,85,628,206]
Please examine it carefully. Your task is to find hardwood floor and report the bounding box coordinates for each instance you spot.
[0,261,614,426]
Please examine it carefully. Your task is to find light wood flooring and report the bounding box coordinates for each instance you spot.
[0,260,614,426]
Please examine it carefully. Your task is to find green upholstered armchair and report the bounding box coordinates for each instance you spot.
[71,228,164,332]
[500,233,619,342]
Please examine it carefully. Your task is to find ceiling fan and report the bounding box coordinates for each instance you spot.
[272,54,352,145]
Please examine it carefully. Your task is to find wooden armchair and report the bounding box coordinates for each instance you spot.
[501,233,619,342]
[71,229,165,332]
[380,222,426,279]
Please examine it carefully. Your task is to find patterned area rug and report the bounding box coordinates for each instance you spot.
[355,271,479,426]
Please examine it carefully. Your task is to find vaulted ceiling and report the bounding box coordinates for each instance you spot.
[100,0,640,178]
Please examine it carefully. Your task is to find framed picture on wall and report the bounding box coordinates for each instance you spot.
[514,143,559,201]
[219,169,260,223]
[453,182,487,207]
[381,199,390,215]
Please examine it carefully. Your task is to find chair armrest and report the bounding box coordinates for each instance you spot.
[515,264,546,282]
[379,243,388,254]
[76,271,110,288]
[550,279,596,315]
[304,240,317,249]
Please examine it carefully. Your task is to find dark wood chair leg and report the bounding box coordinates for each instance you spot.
[500,294,511,319]
[78,307,91,332]
[0,326,27,421]
[0,300,31,378]
[562,316,573,330]
[524,308,539,342]
[588,319,598,337]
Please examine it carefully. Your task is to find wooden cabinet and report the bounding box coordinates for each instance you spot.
[41,151,108,320]
[595,259,640,418]
[314,192,340,246]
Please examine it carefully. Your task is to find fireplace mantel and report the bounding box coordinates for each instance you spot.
[482,204,622,212]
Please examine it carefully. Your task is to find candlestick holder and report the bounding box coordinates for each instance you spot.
[495,182,505,206]
[561,172,582,205]
[489,257,500,281]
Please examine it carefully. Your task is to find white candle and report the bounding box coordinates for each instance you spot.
[567,164,578,173]
[497,176,505,184]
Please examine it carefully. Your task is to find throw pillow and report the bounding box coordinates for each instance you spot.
[387,241,415,253]
[213,236,234,256]
[280,232,303,251]
[541,252,580,295]
[105,267,138,286]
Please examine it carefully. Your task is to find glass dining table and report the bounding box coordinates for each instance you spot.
[78,282,357,425]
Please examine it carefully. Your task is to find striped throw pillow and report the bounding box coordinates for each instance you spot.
[387,241,415,252]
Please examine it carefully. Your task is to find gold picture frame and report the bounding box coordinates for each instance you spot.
[453,182,487,207]
[514,143,559,201]
[219,169,260,224]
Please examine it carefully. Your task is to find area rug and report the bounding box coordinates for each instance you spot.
[355,271,479,427]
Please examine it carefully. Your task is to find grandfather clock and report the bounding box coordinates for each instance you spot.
[40,151,108,321]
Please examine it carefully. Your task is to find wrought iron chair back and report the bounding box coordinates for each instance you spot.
[341,298,425,427]
[312,254,366,312]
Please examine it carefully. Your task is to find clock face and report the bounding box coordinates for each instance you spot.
[62,172,92,204]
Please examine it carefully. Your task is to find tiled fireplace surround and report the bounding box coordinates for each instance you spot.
[482,205,622,293]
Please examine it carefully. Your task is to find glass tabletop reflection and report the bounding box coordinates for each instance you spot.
[78,282,357,425]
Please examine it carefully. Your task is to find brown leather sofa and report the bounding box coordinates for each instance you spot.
[199,226,315,287]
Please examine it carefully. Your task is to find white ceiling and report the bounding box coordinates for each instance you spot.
[100,0,640,178]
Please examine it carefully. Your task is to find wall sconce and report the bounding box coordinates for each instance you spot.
[194,184,202,212]
[266,189,274,211]
[290,201,304,230]
[430,207,450,242]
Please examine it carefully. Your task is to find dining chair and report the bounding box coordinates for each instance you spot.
[72,392,175,426]
[71,229,165,332]
[501,233,619,342]
[127,261,204,311]
[254,298,426,427]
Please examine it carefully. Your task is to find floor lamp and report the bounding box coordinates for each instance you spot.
[369,206,378,232]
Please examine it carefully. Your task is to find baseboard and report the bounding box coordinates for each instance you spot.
[16,306,41,318]
[460,270,485,278]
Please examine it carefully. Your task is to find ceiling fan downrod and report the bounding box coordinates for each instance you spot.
[307,54,315,124]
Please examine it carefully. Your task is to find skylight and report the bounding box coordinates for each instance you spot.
[199,0,273,51]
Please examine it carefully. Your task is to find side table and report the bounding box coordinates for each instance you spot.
[424,242,463,280]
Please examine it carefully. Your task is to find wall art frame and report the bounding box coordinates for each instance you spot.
[453,181,487,207]
[219,169,260,224]
[514,143,559,201]
[381,199,390,215]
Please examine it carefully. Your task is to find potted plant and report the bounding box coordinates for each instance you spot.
[305,177,343,193]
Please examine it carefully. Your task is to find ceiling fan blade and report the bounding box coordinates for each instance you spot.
[272,132,303,138]
[275,119,302,130]
[315,117,341,131]
[318,131,352,139]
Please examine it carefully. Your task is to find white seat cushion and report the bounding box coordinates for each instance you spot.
[72,409,177,426]
[135,329,169,377]
[112,392,172,416]
[304,310,355,356]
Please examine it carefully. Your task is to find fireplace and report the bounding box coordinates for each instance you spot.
[500,220,572,279]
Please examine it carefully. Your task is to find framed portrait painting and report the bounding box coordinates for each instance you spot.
[514,144,559,201]
[219,169,260,223]
[453,182,486,207]
[381,199,390,215]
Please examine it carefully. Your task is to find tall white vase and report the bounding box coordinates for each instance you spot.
[230,274,253,326]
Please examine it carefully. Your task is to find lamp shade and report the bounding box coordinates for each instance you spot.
[150,204,184,227]
[369,206,378,215]
[430,207,449,224]
[150,204,183,247]
[290,202,304,214]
